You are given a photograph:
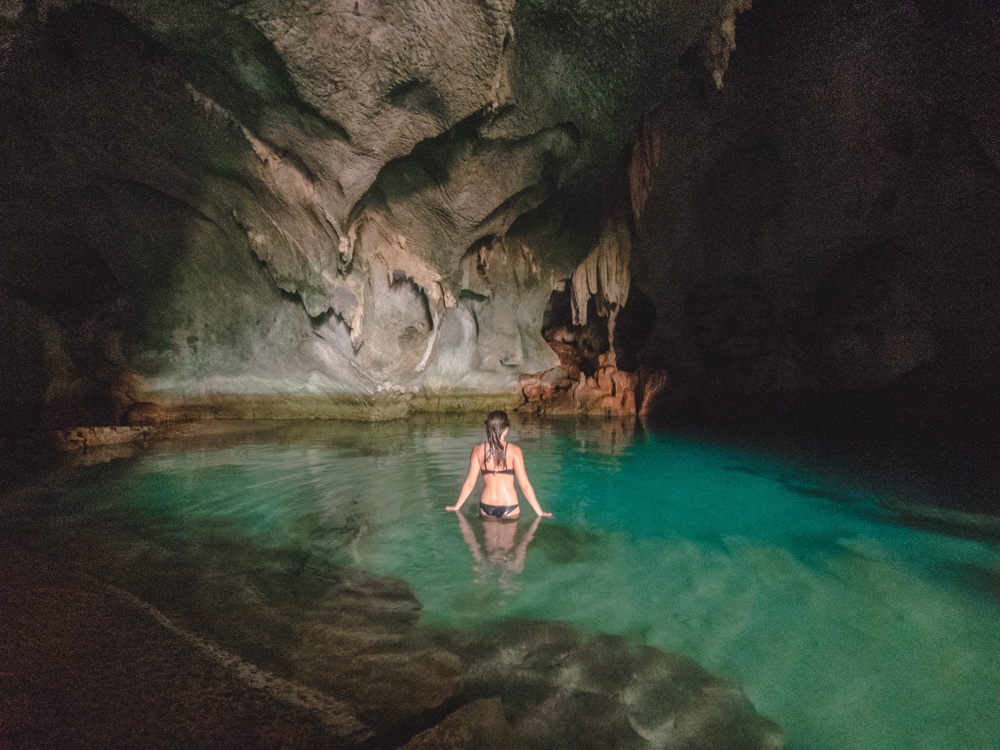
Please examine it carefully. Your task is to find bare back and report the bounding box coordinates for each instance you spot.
[477,441,521,507]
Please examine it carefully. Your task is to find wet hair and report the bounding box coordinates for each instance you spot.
[484,410,510,469]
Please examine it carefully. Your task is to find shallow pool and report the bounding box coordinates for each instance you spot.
[10,418,1000,749]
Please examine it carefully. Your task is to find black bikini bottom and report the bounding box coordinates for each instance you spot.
[480,502,519,519]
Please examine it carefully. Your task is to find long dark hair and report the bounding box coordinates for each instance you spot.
[484,410,510,469]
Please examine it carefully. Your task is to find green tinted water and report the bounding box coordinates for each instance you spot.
[14,418,1000,750]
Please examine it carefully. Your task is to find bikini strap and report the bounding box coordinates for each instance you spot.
[483,441,508,473]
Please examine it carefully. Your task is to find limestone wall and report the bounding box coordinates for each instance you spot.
[0,0,737,425]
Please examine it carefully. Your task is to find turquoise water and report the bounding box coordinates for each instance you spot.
[13,418,1000,750]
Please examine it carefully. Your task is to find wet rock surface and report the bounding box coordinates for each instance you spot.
[398,699,518,750]
[52,425,154,451]
[518,350,637,418]
[0,543,368,750]
[516,282,647,418]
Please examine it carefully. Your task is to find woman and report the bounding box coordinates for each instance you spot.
[446,410,551,519]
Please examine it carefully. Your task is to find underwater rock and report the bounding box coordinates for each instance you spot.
[0,542,373,749]
[190,564,465,725]
[442,620,783,750]
[48,524,463,734]
[529,523,604,565]
[7,488,782,749]
[399,698,518,750]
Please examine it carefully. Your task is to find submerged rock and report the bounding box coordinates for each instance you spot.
[440,621,783,750]
[11,494,782,749]
[399,698,519,750]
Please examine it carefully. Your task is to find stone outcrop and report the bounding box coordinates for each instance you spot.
[518,349,637,417]
[398,699,518,750]
[52,424,153,451]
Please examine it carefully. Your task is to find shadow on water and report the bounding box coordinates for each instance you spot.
[655,394,1000,504]
[879,501,1000,545]
[720,458,1000,546]
[531,522,605,564]
[725,465,864,504]
[942,561,1000,603]
[655,415,1000,546]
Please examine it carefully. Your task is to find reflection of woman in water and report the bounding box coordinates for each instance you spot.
[455,512,542,586]
[446,410,551,519]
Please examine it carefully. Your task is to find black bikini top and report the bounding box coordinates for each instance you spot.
[483,444,515,475]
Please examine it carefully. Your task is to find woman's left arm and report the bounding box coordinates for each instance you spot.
[447,447,481,511]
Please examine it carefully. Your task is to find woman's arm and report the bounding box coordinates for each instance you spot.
[446,446,481,511]
[512,514,543,572]
[512,446,551,517]
[455,511,484,565]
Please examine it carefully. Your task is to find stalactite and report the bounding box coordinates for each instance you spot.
[356,210,448,312]
[629,114,664,227]
[704,0,753,89]
[570,206,631,368]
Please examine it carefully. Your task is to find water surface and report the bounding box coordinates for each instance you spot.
[8,418,999,750]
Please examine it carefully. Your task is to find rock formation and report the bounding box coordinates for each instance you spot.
[1,0,997,435]
[0,0,747,427]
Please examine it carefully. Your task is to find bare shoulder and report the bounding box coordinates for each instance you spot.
[508,443,525,461]
[472,443,485,459]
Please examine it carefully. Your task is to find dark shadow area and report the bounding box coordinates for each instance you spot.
[630,0,1000,519]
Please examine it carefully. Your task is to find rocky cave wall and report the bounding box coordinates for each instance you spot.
[0,0,742,428]
[1,0,997,432]
[627,0,1000,428]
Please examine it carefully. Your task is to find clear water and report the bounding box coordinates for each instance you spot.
[10,418,1000,750]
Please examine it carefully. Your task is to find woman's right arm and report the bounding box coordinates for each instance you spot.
[513,447,551,517]
[447,446,481,511]
[512,514,543,572]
